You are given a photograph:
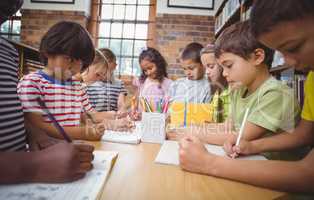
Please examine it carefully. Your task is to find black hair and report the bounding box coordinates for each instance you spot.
[39,21,95,71]
[250,0,314,38]
[138,47,168,84]
[181,42,204,63]
[215,21,274,68]
[0,0,23,25]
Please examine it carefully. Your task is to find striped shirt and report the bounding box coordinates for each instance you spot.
[18,70,94,127]
[0,38,27,151]
[85,80,127,112]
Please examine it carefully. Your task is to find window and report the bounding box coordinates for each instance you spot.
[98,0,155,76]
[0,10,22,42]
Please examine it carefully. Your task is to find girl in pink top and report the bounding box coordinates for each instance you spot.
[132,47,172,112]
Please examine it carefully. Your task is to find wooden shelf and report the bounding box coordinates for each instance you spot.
[270,65,290,73]
[215,7,240,38]
[8,39,40,62]
[215,0,228,18]
[214,0,254,38]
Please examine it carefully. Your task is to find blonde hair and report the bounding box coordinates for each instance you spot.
[99,48,116,63]
[81,49,112,82]
[92,49,109,68]
[200,43,215,55]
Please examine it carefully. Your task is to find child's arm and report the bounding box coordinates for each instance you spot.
[25,113,104,141]
[224,119,313,156]
[0,142,94,184]
[167,119,267,146]
[117,93,127,112]
[179,135,314,193]
[25,120,62,150]
[88,111,116,121]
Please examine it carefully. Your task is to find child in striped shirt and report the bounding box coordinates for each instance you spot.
[18,21,131,141]
[81,48,128,114]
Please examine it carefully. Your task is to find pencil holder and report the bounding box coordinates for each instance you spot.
[140,112,166,144]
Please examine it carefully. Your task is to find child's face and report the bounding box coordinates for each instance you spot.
[201,53,222,83]
[108,59,117,71]
[181,59,205,80]
[62,56,83,80]
[140,58,158,79]
[85,63,109,83]
[217,52,258,89]
[258,17,314,70]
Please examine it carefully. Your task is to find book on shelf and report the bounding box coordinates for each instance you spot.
[280,69,306,108]
[271,51,285,68]
[215,0,240,34]
[242,5,252,20]
[25,59,44,73]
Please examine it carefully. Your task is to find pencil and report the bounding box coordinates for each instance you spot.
[183,100,187,127]
[143,97,152,112]
[36,97,72,143]
[140,98,147,112]
[235,108,250,146]
[232,108,250,158]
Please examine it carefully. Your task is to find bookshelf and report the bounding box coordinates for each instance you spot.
[215,0,253,37]
[7,39,44,78]
[214,0,307,107]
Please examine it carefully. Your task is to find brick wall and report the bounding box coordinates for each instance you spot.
[20,9,88,48]
[155,14,215,79]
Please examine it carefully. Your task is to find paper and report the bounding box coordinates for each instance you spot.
[155,140,266,166]
[169,102,213,126]
[102,122,141,144]
[0,151,118,200]
[102,130,140,144]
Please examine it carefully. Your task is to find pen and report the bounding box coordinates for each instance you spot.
[37,97,72,143]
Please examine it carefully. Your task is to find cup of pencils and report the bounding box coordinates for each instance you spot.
[139,97,169,144]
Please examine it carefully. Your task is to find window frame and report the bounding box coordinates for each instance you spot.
[0,11,22,42]
[96,0,156,77]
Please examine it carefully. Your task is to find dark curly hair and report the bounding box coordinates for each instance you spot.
[138,47,168,84]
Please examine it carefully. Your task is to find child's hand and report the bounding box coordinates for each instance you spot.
[223,135,255,157]
[105,118,134,131]
[83,123,105,141]
[166,127,188,141]
[178,135,211,174]
[37,142,94,183]
[129,110,141,121]
[166,131,182,141]
[116,111,129,119]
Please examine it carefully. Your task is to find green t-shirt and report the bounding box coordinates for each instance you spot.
[210,87,230,123]
[230,77,303,160]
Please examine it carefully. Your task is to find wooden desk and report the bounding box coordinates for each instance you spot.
[93,142,286,200]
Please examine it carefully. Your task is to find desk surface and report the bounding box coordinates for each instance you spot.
[94,142,286,200]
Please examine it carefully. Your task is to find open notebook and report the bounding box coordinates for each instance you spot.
[0,151,118,200]
[155,140,267,165]
[102,122,142,144]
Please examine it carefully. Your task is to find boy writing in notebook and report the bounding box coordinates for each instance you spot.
[179,0,314,193]
[168,42,211,103]
[0,0,94,184]
[171,21,302,161]
[18,21,131,141]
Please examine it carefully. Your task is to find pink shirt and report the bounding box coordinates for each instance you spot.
[133,77,172,100]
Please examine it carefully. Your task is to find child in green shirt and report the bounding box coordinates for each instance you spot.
[178,0,314,193]
[215,21,302,160]
[169,21,301,160]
